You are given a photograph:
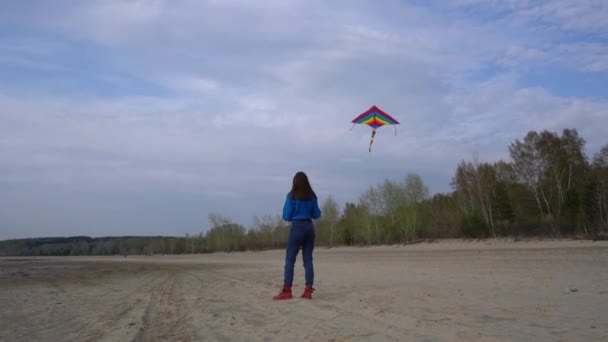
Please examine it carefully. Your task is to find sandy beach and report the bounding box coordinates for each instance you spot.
[1,239,607,341]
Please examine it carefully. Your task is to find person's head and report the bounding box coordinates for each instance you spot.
[290,171,316,200]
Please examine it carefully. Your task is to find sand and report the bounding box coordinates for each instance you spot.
[1,239,607,341]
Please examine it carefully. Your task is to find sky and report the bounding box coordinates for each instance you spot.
[1,0,607,240]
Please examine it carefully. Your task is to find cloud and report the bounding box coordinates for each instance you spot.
[558,43,608,72]
[435,0,608,33]
[439,75,608,153]
[0,0,606,239]
[515,0,608,33]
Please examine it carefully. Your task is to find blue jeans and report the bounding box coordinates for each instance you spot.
[283,220,315,286]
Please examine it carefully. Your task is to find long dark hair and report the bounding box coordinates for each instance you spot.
[290,171,316,200]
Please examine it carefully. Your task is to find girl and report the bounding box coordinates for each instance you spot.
[273,171,321,300]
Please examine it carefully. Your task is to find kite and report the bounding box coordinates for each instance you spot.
[350,105,400,152]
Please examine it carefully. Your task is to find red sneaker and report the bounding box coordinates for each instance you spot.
[301,285,315,299]
[273,285,292,300]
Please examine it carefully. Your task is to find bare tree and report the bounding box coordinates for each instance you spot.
[321,195,340,247]
[359,185,382,245]
[593,145,608,232]
[509,131,547,219]
[403,173,430,241]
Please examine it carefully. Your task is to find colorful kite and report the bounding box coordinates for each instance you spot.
[350,105,400,152]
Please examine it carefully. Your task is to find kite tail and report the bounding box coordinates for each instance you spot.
[369,128,376,152]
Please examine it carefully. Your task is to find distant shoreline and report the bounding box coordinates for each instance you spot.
[3,236,608,259]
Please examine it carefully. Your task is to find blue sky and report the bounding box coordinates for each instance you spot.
[1,0,607,239]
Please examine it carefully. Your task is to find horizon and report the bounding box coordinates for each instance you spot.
[1,1,607,240]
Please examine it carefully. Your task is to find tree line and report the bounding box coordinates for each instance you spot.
[1,128,606,256]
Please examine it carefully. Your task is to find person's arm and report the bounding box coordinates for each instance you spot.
[282,193,294,221]
[312,197,321,219]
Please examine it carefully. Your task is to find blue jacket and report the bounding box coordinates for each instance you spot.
[282,192,322,221]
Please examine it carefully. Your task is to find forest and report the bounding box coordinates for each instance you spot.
[1,128,607,256]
